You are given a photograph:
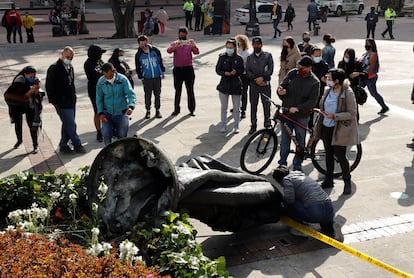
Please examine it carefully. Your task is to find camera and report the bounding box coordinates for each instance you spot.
[180,40,190,45]
[29,78,40,86]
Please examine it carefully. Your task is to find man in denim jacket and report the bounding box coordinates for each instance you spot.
[96,63,136,146]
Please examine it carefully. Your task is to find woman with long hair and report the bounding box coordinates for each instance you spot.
[314,68,359,195]
[278,36,301,85]
[322,33,336,69]
[6,66,42,154]
[358,38,389,114]
[235,34,251,119]
[108,48,134,88]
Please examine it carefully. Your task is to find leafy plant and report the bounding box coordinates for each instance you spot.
[135,211,232,278]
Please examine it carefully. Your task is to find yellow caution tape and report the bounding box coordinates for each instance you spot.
[281,216,413,278]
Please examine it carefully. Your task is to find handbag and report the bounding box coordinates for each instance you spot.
[352,85,368,105]
[4,88,30,108]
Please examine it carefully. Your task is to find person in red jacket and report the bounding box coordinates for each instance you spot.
[6,6,23,43]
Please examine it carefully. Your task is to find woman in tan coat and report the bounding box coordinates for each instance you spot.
[314,68,358,195]
[278,36,301,84]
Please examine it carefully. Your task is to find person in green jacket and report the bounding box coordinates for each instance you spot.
[381,6,396,39]
[183,0,194,30]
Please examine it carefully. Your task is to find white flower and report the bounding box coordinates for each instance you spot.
[8,210,22,224]
[87,243,104,257]
[50,192,61,203]
[69,193,78,205]
[91,227,100,245]
[6,225,15,231]
[119,240,139,263]
[102,242,113,255]
[91,202,99,213]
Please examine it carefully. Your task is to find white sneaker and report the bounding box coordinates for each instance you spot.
[233,128,240,134]
[219,126,227,133]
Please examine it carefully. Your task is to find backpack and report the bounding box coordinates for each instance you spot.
[1,13,8,27]
[10,15,17,26]
[153,21,159,35]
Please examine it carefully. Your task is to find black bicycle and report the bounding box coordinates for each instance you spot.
[240,96,362,177]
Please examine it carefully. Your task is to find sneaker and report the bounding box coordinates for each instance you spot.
[145,110,151,119]
[289,228,308,237]
[31,147,39,154]
[241,111,246,119]
[74,145,87,154]
[248,126,256,134]
[60,146,73,154]
[381,33,385,39]
[14,141,22,149]
[189,111,196,116]
[96,130,103,142]
[171,110,180,116]
[155,110,162,118]
[233,128,240,134]
[378,107,389,114]
[219,126,227,133]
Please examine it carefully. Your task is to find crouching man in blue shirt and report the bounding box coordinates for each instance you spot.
[96,63,136,146]
[273,165,344,242]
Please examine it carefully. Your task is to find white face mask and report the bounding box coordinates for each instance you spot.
[107,75,116,84]
[119,56,126,62]
[63,58,72,65]
[326,80,335,87]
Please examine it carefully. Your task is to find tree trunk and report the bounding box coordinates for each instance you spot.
[110,0,136,38]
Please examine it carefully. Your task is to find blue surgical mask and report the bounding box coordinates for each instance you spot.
[63,58,72,65]
[313,56,322,63]
[226,48,235,55]
[343,57,350,63]
[26,77,36,84]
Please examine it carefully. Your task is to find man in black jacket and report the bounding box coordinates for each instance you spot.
[84,44,106,142]
[277,56,319,170]
[46,46,86,154]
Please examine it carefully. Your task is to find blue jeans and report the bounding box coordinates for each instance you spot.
[55,107,82,148]
[278,117,309,170]
[102,112,129,146]
[286,200,334,232]
[272,19,281,36]
[360,75,388,109]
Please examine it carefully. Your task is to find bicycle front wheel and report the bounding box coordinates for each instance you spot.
[240,129,278,175]
[311,139,362,178]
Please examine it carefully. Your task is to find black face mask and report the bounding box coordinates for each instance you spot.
[253,47,261,54]
[365,45,371,51]
[303,37,310,43]
[179,36,187,40]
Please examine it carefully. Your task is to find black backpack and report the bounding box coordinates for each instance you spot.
[1,13,7,27]
[153,21,159,35]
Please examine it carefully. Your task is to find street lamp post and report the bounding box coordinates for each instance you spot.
[245,0,260,37]
[78,0,89,34]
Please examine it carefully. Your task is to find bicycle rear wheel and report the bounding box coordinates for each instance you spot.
[240,129,278,175]
[311,139,362,178]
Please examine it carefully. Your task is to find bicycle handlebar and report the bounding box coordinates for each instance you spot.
[259,92,327,116]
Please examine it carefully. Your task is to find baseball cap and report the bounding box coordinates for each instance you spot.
[298,55,313,67]
[252,36,263,45]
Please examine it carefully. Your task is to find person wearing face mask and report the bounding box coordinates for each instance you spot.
[338,48,365,120]
[235,34,251,119]
[84,44,106,142]
[358,39,389,114]
[167,27,200,116]
[96,63,136,146]
[313,68,358,195]
[298,32,314,57]
[109,48,134,88]
[271,0,283,39]
[278,36,301,85]
[4,66,43,154]
[215,39,244,134]
[322,33,336,69]
[311,46,329,102]
[135,35,165,119]
[277,56,319,171]
[46,46,86,154]
[245,36,274,134]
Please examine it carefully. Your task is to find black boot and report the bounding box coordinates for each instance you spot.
[343,175,352,195]
[321,175,334,188]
